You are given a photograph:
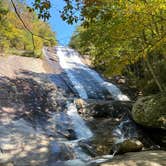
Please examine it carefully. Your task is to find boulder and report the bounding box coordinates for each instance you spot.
[114,139,143,154]
[132,93,166,129]
[75,99,132,118]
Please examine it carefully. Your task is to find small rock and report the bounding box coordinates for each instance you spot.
[49,141,75,161]
[114,139,143,154]
[117,78,126,84]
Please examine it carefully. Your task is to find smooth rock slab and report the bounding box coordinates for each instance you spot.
[99,150,166,166]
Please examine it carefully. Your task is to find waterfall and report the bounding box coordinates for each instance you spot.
[113,119,131,144]
[56,46,129,101]
[66,101,93,140]
[56,46,88,99]
[43,46,132,165]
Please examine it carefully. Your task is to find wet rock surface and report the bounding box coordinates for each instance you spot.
[75,99,154,156]
[108,75,139,101]
[75,99,132,119]
[0,53,165,166]
[0,74,76,165]
[87,118,153,156]
[48,141,76,162]
[0,55,78,165]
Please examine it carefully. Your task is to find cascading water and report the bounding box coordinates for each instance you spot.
[56,46,130,101]
[113,119,138,144]
[66,102,93,140]
[56,46,88,99]
[44,46,132,165]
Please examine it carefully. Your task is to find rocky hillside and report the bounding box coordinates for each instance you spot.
[0,55,74,165]
[0,54,165,166]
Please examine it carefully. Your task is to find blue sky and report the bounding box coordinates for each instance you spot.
[49,0,78,45]
[28,0,77,45]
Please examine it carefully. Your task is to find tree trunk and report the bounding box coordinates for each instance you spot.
[146,57,163,92]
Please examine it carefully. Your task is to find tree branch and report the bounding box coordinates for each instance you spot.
[10,0,53,51]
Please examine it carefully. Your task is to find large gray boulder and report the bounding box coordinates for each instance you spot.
[132,93,166,129]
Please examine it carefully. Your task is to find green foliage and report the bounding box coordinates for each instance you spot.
[69,0,166,94]
[0,0,57,57]
[30,0,51,21]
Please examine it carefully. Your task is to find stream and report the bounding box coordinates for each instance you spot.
[44,46,132,165]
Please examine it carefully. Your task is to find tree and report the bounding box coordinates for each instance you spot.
[68,0,166,93]
[0,0,57,57]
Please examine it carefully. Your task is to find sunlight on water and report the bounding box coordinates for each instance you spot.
[56,46,88,99]
[66,102,93,139]
[43,46,132,165]
[56,46,130,101]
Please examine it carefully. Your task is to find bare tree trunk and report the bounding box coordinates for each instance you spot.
[146,56,163,92]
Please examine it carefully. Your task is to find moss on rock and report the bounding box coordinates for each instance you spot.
[132,93,166,129]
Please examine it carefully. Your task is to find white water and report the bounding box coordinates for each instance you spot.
[55,46,130,157]
[66,102,93,140]
[56,46,88,99]
[65,102,93,162]
[113,118,138,146]
[43,46,131,165]
[113,120,130,144]
[56,46,130,101]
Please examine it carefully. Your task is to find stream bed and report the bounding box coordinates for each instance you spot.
[44,46,143,165]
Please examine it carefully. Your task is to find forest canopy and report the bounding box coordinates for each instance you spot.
[27,0,166,94]
[0,0,57,58]
[68,0,166,95]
